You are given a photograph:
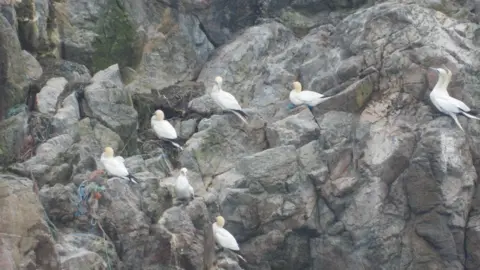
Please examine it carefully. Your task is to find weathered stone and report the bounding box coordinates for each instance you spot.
[266,108,320,148]
[52,92,80,135]
[0,15,29,120]
[0,110,28,165]
[21,50,43,82]
[0,174,60,270]
[15,0,53,54]
[83,64,138,153]
[36,77,68,115]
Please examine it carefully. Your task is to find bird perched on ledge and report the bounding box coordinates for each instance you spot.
[209,76,248,125]
[174,167,194,203]
[429,67,480,132]
[100,147,138,184]
[288,81,328,110]
[212,216,240,251]
[151,109,183,150]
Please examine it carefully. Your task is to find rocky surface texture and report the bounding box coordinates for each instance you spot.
[2,0,480,269]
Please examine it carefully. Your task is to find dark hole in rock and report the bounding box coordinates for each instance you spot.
[155,105,181,120]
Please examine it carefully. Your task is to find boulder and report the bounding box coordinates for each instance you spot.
[0,15,29,120]
[0,173,60,269]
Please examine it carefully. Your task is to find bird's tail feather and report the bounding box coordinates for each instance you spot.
[128,174,139,184]
[461,112,480,121]
[168,140,183,150]
[450,114,465,132]
[231,250,247,263]
[227,110,248,125]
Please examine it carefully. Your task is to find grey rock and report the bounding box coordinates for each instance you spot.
[39,183,77,224]
[56,233,122,270]
[58,0,109,71]
[5,0,480,269]
[52,92,80,136]
[1,3,17,30]
[36,77,68,115]
[215,145,317,261]
[0,15,29,120]
[0,174,61,270]
[21,50,43,82]
[38,57,92,84]
[266,108,320,148]
[143,198,213,269]
[11,133,75,185]
[90,63,123,88]
[83,65,138,152]
[126,12,214,92]
[179,113,267,182]
[0,109,28,165]
[178,119,198,140]
[15,0,52,53]
[193,22,297,120]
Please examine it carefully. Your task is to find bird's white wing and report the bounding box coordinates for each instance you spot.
[189,184,194,197]
[152,120,178,140]
[214,91,242,110]
[435,95,471,114]
[102,158,129,177]
[215,227,240,250]
[298,90,325,105]
[114,156,125,163]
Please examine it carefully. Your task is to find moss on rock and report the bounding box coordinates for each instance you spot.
[91,0,138,73]
[0,16,28,120]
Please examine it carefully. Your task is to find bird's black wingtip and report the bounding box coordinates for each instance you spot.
[468,109,480,116]
[232,109,248,118]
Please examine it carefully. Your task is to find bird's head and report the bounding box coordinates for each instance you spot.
[215,76,223,85]
[429,67,448,76]
[155,110,165,120]
[180,167,188,175]
[104,147,114,157]
[216,216,225,227]
[293,81,302,93]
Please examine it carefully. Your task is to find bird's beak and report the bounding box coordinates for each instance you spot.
[428,67,437,72]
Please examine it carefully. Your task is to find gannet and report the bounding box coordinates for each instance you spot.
[151,109,183,150]
[429,67,480,132]
[209,76,248,125]
[212,216,240,251]
[174,168,194,202]
[100,147,138,184]
[289,81,328,110]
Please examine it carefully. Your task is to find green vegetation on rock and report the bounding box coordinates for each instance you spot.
[92,0,138,73]
[355,79,373,109]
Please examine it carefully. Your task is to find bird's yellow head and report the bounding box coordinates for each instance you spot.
[155,110,165,121]
[104,147,114,157]
[429,67,448,77]
[180,167,188,175]
[293,81,302,93]
[215,76,223,84]
[216,216,225,227]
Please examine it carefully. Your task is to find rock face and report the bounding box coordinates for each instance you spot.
[0,14,29,120]
[0,174,60,270]
[3,0,480,269]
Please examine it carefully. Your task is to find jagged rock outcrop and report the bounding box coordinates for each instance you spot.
[2,0,480,269]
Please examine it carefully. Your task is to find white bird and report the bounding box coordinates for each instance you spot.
[212,216,240,251]
[429,67,480,132]
[151,109,183,150]
[100,147,138,184]
[289,81,328,110]
[209,76,248,125]
[174,168,194,202]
